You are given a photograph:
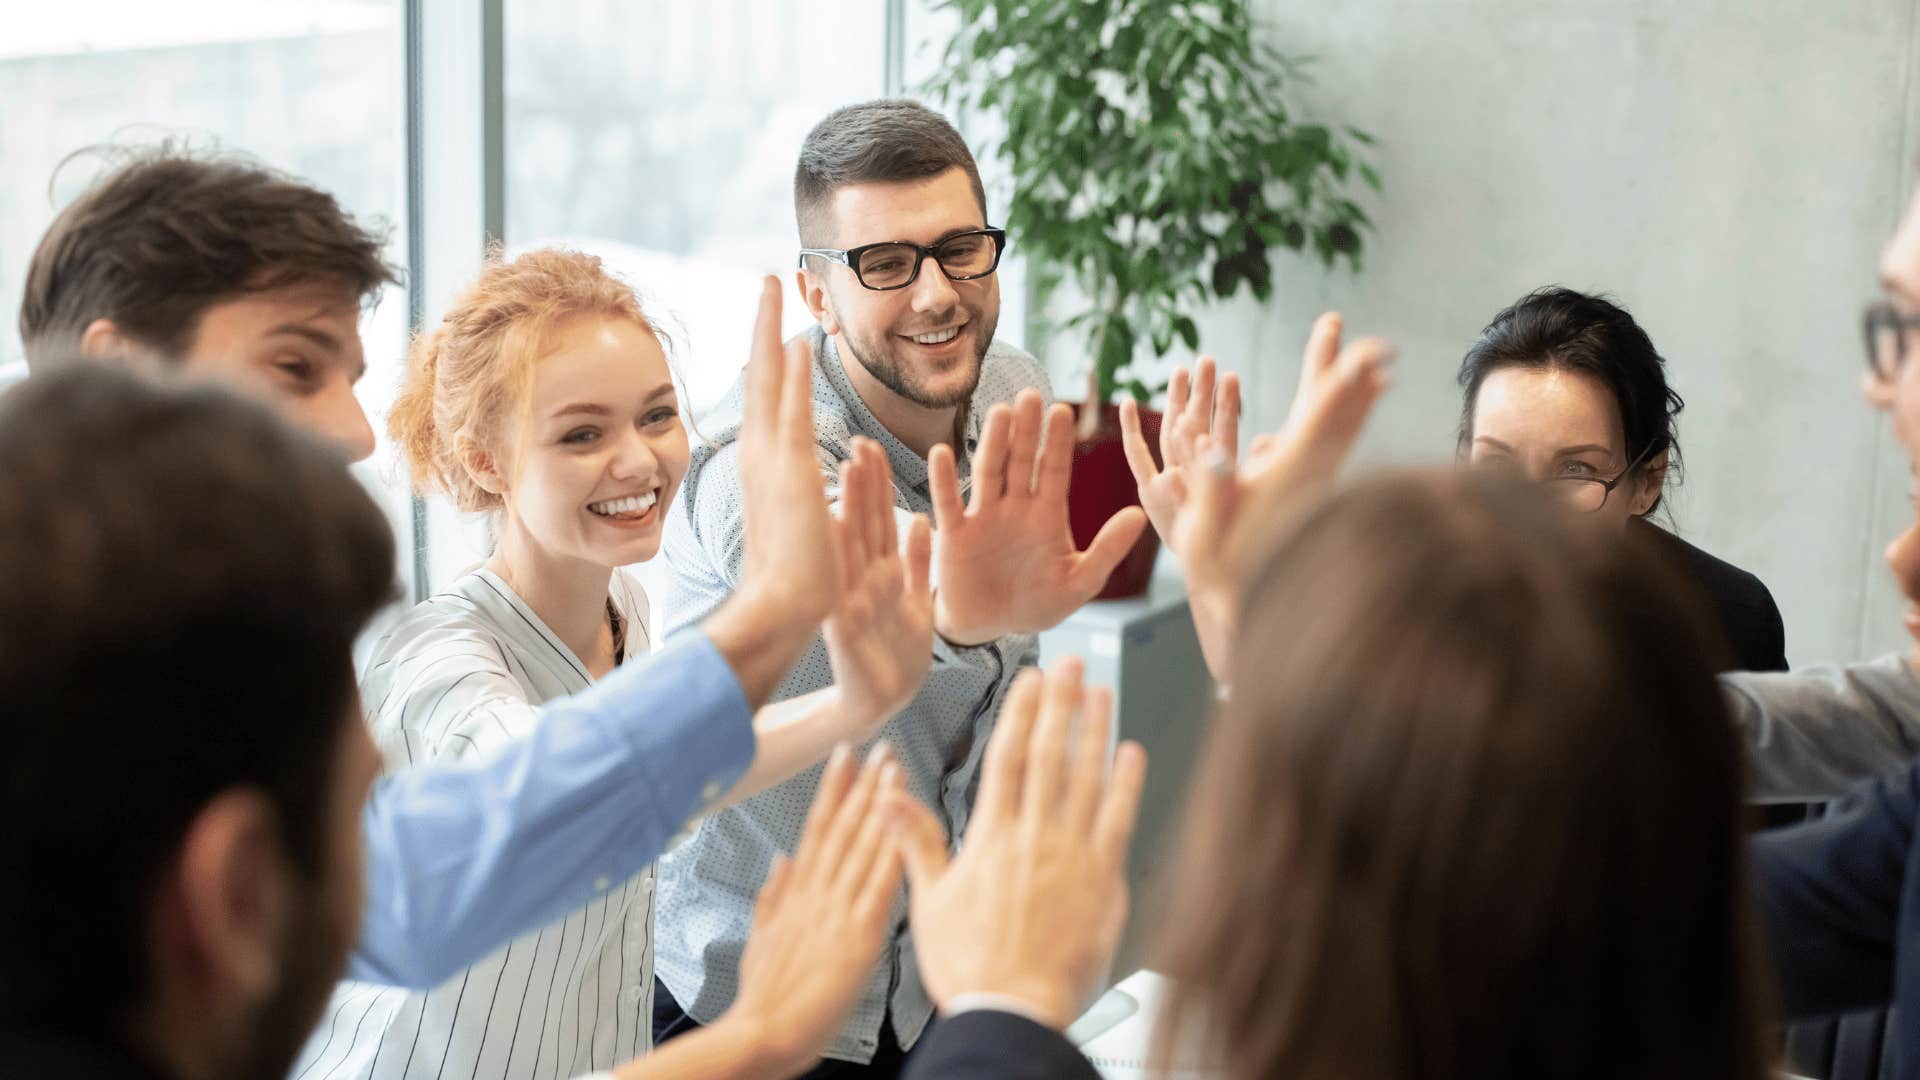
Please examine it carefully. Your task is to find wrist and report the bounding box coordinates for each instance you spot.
[709,1009,813,1079]
[932,593,999,647]
[941,980,1077,1031]
[706,590,822,705]
[820,686,884,738]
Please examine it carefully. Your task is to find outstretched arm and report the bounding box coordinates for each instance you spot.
[713,438,936,809]
[350,278,873,988]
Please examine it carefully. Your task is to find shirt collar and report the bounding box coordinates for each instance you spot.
[811,327,982,495]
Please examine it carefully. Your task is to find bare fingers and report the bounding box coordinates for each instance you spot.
[973,667,1043,836]
[1034,403,1076,504]
[1118,398,1160,487]
[1093,740,1148,869]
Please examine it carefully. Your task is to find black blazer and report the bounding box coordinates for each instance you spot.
[1754,762,1920,1079]
[1635,520,1787,673]
[903,1010,1100,1080]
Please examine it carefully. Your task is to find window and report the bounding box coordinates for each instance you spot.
[503,0,890,417]
[483,0,892,621]
[3,2,1011,612]
[0,0,413,572]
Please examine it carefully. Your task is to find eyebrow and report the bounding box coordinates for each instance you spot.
[853,225,989,248]
[267,323,367,382]
[1472,436,1613,458]
[547,384,677,419]
[269,323,342,352]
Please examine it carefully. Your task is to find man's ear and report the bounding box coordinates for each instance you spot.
[459,439,509,498]
[1629,448,1670,516]
[794,267,839,336]
[78,318,159,365]
[164,789,294,1006]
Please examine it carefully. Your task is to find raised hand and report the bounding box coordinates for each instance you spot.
[929,391,1149,645]
[823,437,935,731]
[729,744,904,1072]
[887,657,1146,1031]
[702,277,846,706]
[736,276,841,623]
[614,745,905,1080]
[1181,312,1392,595]
[1119,355,1240,560]
[1120,314,1391,681]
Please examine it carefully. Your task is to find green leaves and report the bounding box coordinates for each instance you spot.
[922,0,1381,403]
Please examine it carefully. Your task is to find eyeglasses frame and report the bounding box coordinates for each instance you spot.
[797,228,1008,291]
[1543,440,1660,514]
[1864,299,1920,381]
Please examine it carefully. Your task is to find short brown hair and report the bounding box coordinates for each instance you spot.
[18,144,399,370]
[793,99,987,248]
[0,364,394,1033]
[1152,470,1769,1080]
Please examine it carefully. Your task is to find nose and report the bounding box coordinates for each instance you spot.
[1887,520,1920,600]
[907,253,960,313]
[312,379,377,463]
[1865,369,1898,412]
[608,426,659,482]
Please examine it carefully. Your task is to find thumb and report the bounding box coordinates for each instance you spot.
[1300,312,1342,381]
[886,789,951,890]
[1072,506,1148,593]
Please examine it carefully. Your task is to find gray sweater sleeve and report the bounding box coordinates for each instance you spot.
[1723,653,1920,802]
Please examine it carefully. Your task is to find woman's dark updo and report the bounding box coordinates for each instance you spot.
[1456,287,1685,514]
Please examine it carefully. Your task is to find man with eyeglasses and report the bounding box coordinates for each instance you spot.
[1711,282,1920,804]
[1737,184,1920,1080]
[649,99,1147,1077]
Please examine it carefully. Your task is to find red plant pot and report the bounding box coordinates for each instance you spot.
[1067,402,1163,601]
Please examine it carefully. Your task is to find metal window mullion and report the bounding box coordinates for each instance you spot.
[402,0,505,603]
[884,0,906,97]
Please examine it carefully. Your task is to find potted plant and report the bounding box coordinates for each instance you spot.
[922,0,1380,598]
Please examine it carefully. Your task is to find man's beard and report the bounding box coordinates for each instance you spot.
[229,890,356,1080]
[836,301,998,410]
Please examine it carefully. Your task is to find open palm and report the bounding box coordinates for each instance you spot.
[822,438,935,731]
[929,390,1147,645]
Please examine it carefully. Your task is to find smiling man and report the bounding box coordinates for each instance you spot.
[652,100,1145,1077]
[19,146,391,461]
[11,145,925,1040]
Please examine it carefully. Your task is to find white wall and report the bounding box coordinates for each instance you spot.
[1118,0,1920,665]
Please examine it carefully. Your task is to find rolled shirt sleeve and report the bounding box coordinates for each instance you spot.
[1724,654,1920,803]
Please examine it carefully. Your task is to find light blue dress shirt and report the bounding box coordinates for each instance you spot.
[348,630,755,990]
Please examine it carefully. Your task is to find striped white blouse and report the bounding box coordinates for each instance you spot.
[292,567,655,1080]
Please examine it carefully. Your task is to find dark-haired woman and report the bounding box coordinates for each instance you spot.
[1456,286,1788,673]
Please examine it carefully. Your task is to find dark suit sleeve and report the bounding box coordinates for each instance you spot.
[1750,578,1789,672]
[1752,762,1919,1017]
[903,1011,1102,1080]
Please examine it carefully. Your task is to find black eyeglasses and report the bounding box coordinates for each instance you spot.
[798,228,1007,291]
[1864,300,1920,381]
[1540,441,1659,514]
